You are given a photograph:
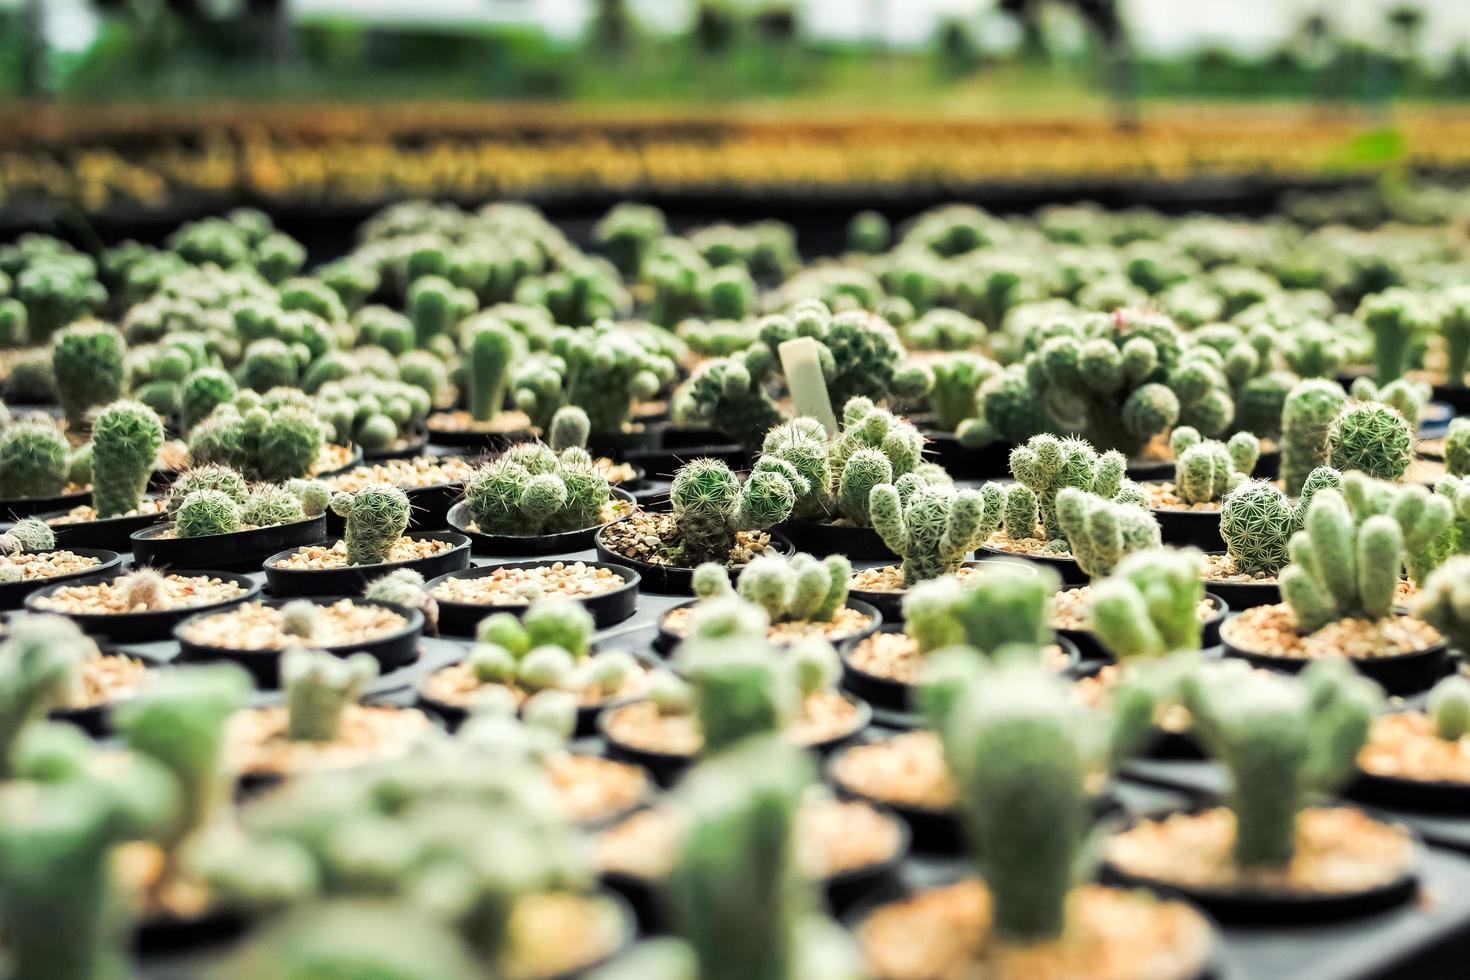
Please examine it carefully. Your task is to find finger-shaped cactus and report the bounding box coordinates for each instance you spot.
[672,351,783,449]
[1445,418,1470,478]
[1281,379,1349,495]
[1091,548,1205,659]
[1413,556,1470,654]
[730,552,850,624]
[1055,488,1161,580]
[1279,489,1403,632]
[1358,287,1437,384]
[871,479,1002,587]
[282,648,380,742]
[1169,426,1259,504]
[1008,434,1128,540]
[465,319,515,424]
[1430,675,1470,740]
[0,615,97,777]
[331,484,411,566]
[92,400,164,518]
[903,559,1058,658]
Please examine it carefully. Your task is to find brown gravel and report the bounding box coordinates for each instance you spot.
[225,705,431,778]
[1223,604,1442,660]
[310,444,357,477]
[1201,553,1275,584]
[1418,437,1445,461]
[427,409,534,434]
[661,603,874,644]
[419,658,649,709]
[1052,586,1217,632]
[857,881,1213,980]
[595,793,902,881]
[546,752,649,824]
[430,561,625,606]
[0,550,102,579]
[594,458,638,484]
[1360,712,1470,785]
[459,497,632,534]
[271,536,455,570]
[846,631,1070,685]
[33,573,247,615]
[982,528,1073,558]
[325,456,476,492]
[604,690,863,757]
[155,440,189,473]
[64,653,148,708]
[831,731,955,811]
[599,510,774,568]
[500,892,626,980]
[178,600,408,651]
[1145,481,1224,512]
[49,498,167,525]
[850,564,982,594]
[1104,807,1415,895]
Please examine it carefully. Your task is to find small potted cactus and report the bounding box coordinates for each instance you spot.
[1220,486,1447,694]
[658,553,878,652]
[1354,666,1470,811]
[448,427,635,556]
[0,611,150,737]
[131,469,332,570]
[854,658,1215,978]
[1103,658,1418,922]
[0,412,91,519]
[0,515,122,610]
[595,457,797,595]
[42,400,169,550]
[427,554,641,635]
[188,391,356,482]
[27,566,261,642]
[263,482,470,597]
[1141,426,1261,550]
[224,646,433,787]
[915,350,1014,479]
[1205,467,1342,609]
[419,596,656,735]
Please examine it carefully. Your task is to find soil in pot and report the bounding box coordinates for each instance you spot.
[498,891,630,980]
[310,443,361,478]
[976,529,1086,585]
[428,560,639,634]
[1101,806,1417,921]
[324,454,478,494]
[271,536,460,571]
[1353,711,1470,810]
[547,752,652,826]
[0,547,120,608]
[660,599,879,652]
[224,703,434,782]
[855,880,1214,980]
[598,511,778,571]
[29,571,254,619]
[264,532,471,597]
[847,562,994,623]
[116,841,246,953]
[49,648,151,733]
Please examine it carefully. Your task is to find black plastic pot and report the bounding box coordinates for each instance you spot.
[362,426,429,461]
[1126,458,1175,482]
[1350,755,1470,814]
[132,515,329,571]
[656,598,882,656]
[1060,591,1227,662]
[133,905,248,955]
[1432,382,1470,417]
[778,518,896,561]
[263,531,471,598]
[601,692,872,786]
[1221,614,1449,696]
[838,625,1079,715]
[176,597,424,688]
[418,649,661,738]
[975,543,1085,585]
[1100,806,1420,924]
[586,424,661,458]
[850,559,1041,625]
[626,424,750,475]
[25,569,261,643]
[424,414,537,452]
[1199,561,1281,611]
[45,505,166,552]
[1150,504,1225,552]
[427,560,641,636]
[1420,400,1453,437]
[0,547,122,611]
[1255,447,1281,481]
[447,488,637,556]
[0,486,89,522]
[593,522,794,596]
[920,431,1014,479]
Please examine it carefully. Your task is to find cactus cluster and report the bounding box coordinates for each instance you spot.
[1091,548,1206,659]
[693,552,852,624]
[668,458,799,567]
[168,469,326,538]
[902,559,1057,657]
[1168,426,1260,504]
[1055,488,1162,580]
[470,597,634,698]
[871,476,1002,587]
[364,569,440,634]
[187,394,328,482]
[1279,488,1402,632]
[1005,434,1142,542]
[1280,379,1350,495]
[51,319,127,430]
[282,647,380,742]
[1413,556,1470,654]
[511,323,676,436]
[0,417,71,499]
[463,440,612,536]
[1219,467,1342,575]
[330,483,412,566]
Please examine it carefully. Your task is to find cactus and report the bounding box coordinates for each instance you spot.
[1055,488,1162,580]
[1328,402,1413,481]
[243,484,308,528]
[119,569,168,611]
[721,552,852,623]
[1342,472,1453,586]
[288,478,332,518]
[548,405,590,452]
[1280,379,1349,495]
[364,569,440,634]
[1428,674,1470,740]
[165,464,250,515]
[0,420,69,499]
[331,484,411,566]
[1358,287,1437,384]
[176,488,244,538]
[51,319,126,430]
[673,349,785,449]
[1169,427,1259,504]
[668,458,798,567]
[1413,556,1470,654]
[1185,659,1381,868]
[180,367,238,434]
[1091,548,1205,659]
[464,318,516,424]
[0,615,96,776]
[511,323,676,436]
[1219,468,1341,576]
[91,400,164,518]
[464,443,612,536]
[1442,288,1470,387]
[188,401,327,483]
[594,202,667,277]
[280,601,319,639]
[1446,418,1470,477]
[1279,489,1401,632]
[871,477,1003,587]
[902,559,1058,656]
[1008,435,1132,541]
[927,353,1000,433]
[282,647,380,742]
[0,516,55,555]
[676,635,835,755]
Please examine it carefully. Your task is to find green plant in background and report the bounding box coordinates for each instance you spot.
[1429,674,1470,740]
[1441,287,1470,388]
[1184,659,1381,869]
[871,476,1002,587]
[0,419,70,499]
[1327,401,1413,481]
[901,559,1058,657]
[91,400,164,518]
[1055,487,1162,579]
[187,397,327,482]
[463,441,612,536]
[756,300,932,413]
[594,202,668,279]
[927,353,1000,433]
[1219,468,1342,576]
[281,647,379,742]
[330,484,411,565]
[1279,488,1401,632]
[899,309,986,352]
[1443,418,1470,476]
[1357,287,1438,383]
[672,345,784,448]
[408,274,479,347]
[51,320,126,430]
[668,458,798,566]
[179,367,238,434]
[1280,378,1349,495]
[0,615,97,776]
[1169,426,1260,504]
[462,317,517,425]
[1091,547,1205,659]
[1007,435,1141,541]
[512,323,676,436]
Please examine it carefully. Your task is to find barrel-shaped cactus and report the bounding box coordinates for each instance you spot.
[0,420,70,500]
[1328,402,1413,481]
[176,489,244,538]
[331,484,411,566]
[165,464,250,515]
[0,516,55,555]
[1219,467,1341,576]
[871,477,1003,587]
[91,400,164,518]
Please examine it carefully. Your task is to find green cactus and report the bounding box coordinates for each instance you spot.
[672,348,784,449]
[91,400,164,518]
[179,367,238,434]
[1328,402,1413,481]
[1446,418,1470,477]
[594,202,667,277]
[847,209,891,254]
[548,405,591,452]
[1342,472,1454,586]
[1219,468,1341,576]
[331,484,411,565]
[1442,288,1470,387]
[1091,548,1205,659]
[668,458,798,567]
[465,319,516,425]
[288,478,332,519]
[0,420,70,499]
[902,559,1058,656]
[511,323,676,437]
[927,353,1000,433]
[0,516,55,554]
[871,477,1003,587]
[1429,675,1470,740]
[175,488,244,538]
[1281,379,1349,495]
[0,615,97,777]
[165,464,249,515]
[1169,426,1260,504]
[1008,435,1132,541]
[51,320,126,430]
[409,274,478,346]
[243,484,308,528]
[1358,287,1437,384]
[1055,488,1162,580]
[363,569,439,633]
[282,647,380,742]
[1279,489,1402,632]
[463,443,611,536]
[188,401,327,483]
[1185,659,1381,868]
[1413,556,1470,654]
[730,552,851,623]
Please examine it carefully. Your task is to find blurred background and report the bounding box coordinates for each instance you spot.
[2,0,1470,255]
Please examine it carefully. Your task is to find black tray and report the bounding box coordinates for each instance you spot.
[175,597,424,687]
[1,486,90,522]
[593,523,793,596]
[1151,505,1224,552]
[45,505,166,552]
[132,515,328,571]
[25,569,261,642]
[446,488,637,556]
[0,547,122,610]
[778,518,896,561]
[426,559,641,635]
[1221,616,1449,696]
[262,531,471,598]
[655,597,882,655]
[1431,382,1470,417]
